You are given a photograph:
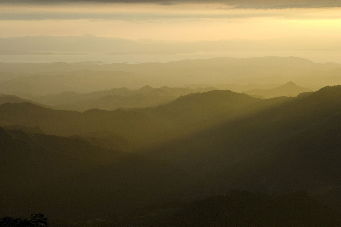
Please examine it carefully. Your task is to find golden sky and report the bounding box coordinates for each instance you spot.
[1,3,341,41]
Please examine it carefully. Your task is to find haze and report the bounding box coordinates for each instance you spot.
[2,1,341,227]
[2,2,341,62]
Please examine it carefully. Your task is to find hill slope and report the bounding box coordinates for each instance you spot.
[0,90,281,149]
[148,86,341,195]
[246,81,310,98]
[33,86,212,111]
[2,86,341,225]
[0,94,31,105]
[0,127,184,221]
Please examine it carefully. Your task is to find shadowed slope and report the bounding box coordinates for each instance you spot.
[148,86,341,194]
[0,90,281,149]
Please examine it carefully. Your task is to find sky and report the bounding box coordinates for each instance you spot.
[1,0,341,62]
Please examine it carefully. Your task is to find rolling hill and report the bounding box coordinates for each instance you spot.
[2,86,341,225]
[0,94,31,105]
[148,86,341,195]
[33,86,213,111]
[0,90,283,149]
[246,81,310,98]
[0,127,185,222]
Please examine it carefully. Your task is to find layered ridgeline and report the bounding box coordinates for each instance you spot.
[245,81,310,98]
[0,57,340,96]
[33,86,213,111]
[0,90,284,149]
[148,86,341,193]
[0,94,31,105]
[1,86,341,225]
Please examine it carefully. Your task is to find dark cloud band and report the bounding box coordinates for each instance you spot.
[2,0,341,8]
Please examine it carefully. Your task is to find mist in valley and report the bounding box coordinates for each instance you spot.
[1,1,341,227]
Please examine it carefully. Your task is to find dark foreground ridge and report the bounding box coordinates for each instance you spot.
[1,86,341,226]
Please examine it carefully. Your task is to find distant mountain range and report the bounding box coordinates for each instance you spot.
[0,89,285,149]
[33,86,213,111]
[0,82,311,112]
[1,57,340,96]
[245,81,310,98]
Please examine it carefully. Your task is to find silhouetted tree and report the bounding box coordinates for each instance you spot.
[0,214,47,227]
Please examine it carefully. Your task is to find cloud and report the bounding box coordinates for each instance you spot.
[0,11,282,21]
[2,0,341,9]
